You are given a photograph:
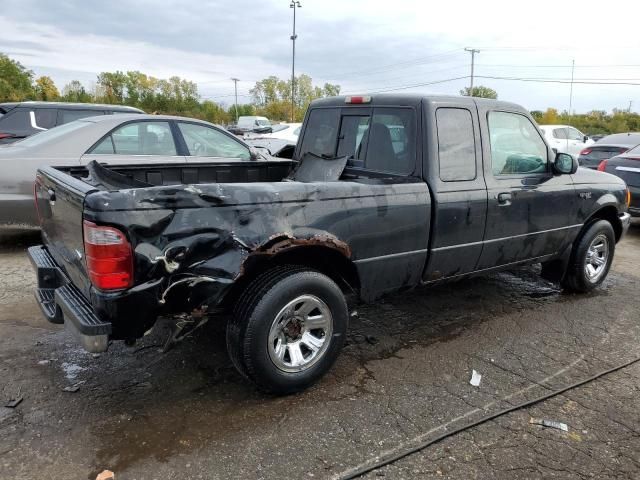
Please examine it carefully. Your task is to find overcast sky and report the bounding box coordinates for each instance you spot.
[2,0,639,113]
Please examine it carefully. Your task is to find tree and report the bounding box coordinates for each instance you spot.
[96,71,127,104]
[61,80,93,103]
[0,53,34,101]
[540,108,559,124]
[460,85,497,99]
[250,75,341,121]
[33,76,59,101]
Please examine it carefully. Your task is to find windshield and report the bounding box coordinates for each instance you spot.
[256,119,270,126]
[12,120,91,147]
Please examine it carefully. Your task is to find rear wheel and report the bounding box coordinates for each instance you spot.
[226,266,348,394]
[562,220,615,292]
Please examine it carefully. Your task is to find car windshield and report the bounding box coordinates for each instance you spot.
[11,120,91,147]
[256,119,270,126]
[270,124,288,133]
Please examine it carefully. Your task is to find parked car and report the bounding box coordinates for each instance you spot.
[587,133,606,142]
[577,133,640,169]
[538,124,594,158]
[0,114,262,227]
[0,101,143,144]
[246,122,302,143]
[29,94,631,394]
[599,143,640,216]
[227,115,272,136]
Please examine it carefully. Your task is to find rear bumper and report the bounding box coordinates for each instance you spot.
[28,245,111,353]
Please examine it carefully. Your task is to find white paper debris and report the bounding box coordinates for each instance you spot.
[469,369,482,387]
[529,418,569,432]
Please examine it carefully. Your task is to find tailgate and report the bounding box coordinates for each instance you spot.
[35,166,98,298]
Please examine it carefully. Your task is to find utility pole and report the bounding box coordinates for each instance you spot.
[628,100,633,113]
[231,78,240,123]
[290,1,301,123]
[464,47,480,96]
[568,59,575,117]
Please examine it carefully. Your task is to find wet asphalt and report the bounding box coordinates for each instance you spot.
[1,223,639,480]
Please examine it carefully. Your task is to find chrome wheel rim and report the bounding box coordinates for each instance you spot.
[267,294,333,373]
[584,234,609,282]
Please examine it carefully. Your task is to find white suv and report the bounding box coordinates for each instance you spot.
[538,124,594,159]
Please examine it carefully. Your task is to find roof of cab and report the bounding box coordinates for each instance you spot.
[0,101,143,112]
[309,94,524,112]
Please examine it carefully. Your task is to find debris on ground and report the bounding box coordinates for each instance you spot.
[469,369,482,387]
[96,470,115,480]
[529,417,569,432]
[366,335,379,345]
[350,310,359,317]
[37,359,50,365]
[62,384,81,393]
[5,397,23,408]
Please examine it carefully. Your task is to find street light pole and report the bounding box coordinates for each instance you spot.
[290,1,301,123]
[231,77,240,122]
[464,47,480,96]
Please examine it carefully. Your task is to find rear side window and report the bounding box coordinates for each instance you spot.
[299,107,415,174]
[59,109,105,125]
[34,109,57,129]
[178,122,250,160]
[91,121,177,155]
[0,109,30,131]
[436,108,476,181]
[552,128,568,139]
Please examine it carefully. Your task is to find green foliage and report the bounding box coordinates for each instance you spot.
[460,85,497,99]
[61,80,92,103]
[532,107,640,134]
[0,53,34,101]
[250,74,340,121]
[33,76,59,101]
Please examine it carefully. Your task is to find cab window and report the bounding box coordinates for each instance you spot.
[488,111,548,175]
[436,108,476,181]
[299,107,415,174]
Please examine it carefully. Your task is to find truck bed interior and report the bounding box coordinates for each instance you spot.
[59,159,411,191]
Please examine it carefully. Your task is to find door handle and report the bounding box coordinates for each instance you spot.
[497,192,512,206]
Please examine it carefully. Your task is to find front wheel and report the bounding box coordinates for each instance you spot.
[562,220,615,292]
[226,266,348,394]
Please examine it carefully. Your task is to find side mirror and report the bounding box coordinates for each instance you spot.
[553,152,578,174]
[583,135,589,142]
[249,147,260,161]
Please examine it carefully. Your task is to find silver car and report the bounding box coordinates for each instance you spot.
[0,114,256,227]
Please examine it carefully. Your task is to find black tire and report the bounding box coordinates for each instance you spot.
[226,266,348,394]
[562,220,615,292]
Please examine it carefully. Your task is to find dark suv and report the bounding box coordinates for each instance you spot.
[0,102,144,144]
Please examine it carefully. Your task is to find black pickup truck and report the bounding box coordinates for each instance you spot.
[29,95,631,394]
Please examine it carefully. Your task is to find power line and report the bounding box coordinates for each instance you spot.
[324,48,464,80]
[475,75,640,86]
[345,75,469,94]
[476,63,640,69]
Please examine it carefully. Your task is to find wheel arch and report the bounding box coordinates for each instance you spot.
[221,244,360,309]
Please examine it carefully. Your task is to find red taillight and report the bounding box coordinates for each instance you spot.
[597,159,608,172]
[345,96,371,104]
[579,148,591,155]
[83,220,133,290]
[0,133,13,139]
